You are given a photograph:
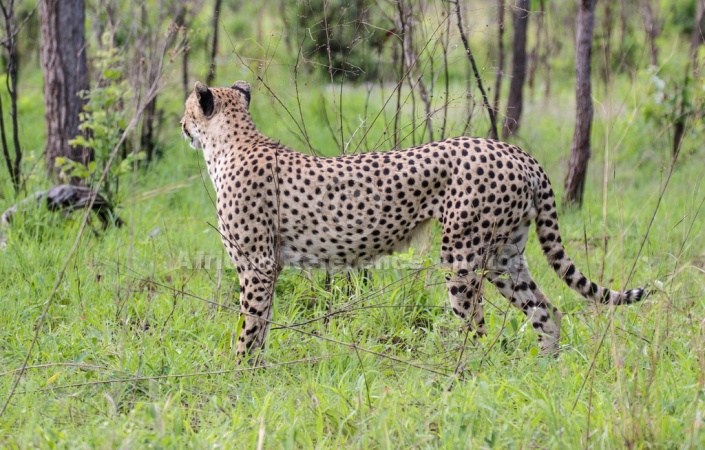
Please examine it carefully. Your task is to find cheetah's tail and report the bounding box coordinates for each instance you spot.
[533,179,646,306]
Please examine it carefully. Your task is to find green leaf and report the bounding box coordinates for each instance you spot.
[103,68,121,80]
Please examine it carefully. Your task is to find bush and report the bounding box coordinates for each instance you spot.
[58,35,142,206]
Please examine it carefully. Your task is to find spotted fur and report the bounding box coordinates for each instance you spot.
[181,81,645,357]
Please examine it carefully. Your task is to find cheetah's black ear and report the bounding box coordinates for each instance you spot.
[194,81,214,117]
[231,81,251,109]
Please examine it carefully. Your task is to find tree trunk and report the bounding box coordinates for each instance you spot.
[39,0,90,178]
[206,0,223,86]
[564,0,597,208]
[502,0,529,139]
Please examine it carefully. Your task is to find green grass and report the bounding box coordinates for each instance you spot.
[2,38,705,450]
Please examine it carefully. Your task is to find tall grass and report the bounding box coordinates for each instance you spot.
[1,3,704,448]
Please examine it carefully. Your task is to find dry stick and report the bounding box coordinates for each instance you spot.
[450,0,499,140]
[194,148,435,371]
[385,99,461,152]
[398,1,434,143]
[31,355,339,393]
[218,25,314,154]
[394,36,404,149]
[450,225,497,385]
[0,49,169,418]
[356,92,465,163]
[322,0,343,152]
[339,15,372,154]
[0,91,15,189]
[293,35,315,154]
[277,316,449,376]
[393,42,404,149]
[205,0,222,85]
[111,258,441,330]
[102,257,450,373]
[493,0,506,115]
[354,10,451,154]
[440,0,452,140]
[571,127,684,413]
[117,262,451,376]
[251,147,284,367]
[367,16,464,153]
[360,71,377,153]
[350,337,373,410]
[0,0,34,193]
[319,92,342,150]
[116,255,456,374]
[0,362,133,378]
[281,266,441,330]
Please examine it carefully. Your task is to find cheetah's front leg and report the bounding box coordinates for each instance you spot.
[236,268,279,358]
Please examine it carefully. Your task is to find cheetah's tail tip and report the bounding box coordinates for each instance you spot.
[613,284,650,305]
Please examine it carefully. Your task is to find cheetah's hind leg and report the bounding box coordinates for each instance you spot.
[486,223,562,356]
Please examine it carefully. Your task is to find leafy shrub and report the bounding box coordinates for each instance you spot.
[58,35,142,205]
[643,65,705,156]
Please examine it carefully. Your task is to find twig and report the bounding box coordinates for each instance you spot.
[293,34,315,154]
[0,33,172,420]
[449,0,499,140]
[353,8,451,153]
[97,258,450,376]
[30,355,338,393]
[571,118,685,414]
[493,0,506,114]
[397,0,434,142]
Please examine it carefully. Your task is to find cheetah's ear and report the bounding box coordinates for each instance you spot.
[194,81,214,117]
[231,81,251,109]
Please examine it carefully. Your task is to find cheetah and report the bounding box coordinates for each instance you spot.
[181,81,645,358]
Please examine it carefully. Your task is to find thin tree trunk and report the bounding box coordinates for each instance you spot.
[183,47,190,99]
[564,0,597,207]
[206,0,223,86]
[139,2,158,162]
[641,0,660,66]
[493,0,506,115]
[542,3,552,100]
[527,0,545,98]
[0,0,22,193]
[398,1,433,143]
[39,0,91,179]
[691,0,705,66]
[502,0,529,139]
[139,4,185,162]
[601,0,613,83]
[174,8,190,100]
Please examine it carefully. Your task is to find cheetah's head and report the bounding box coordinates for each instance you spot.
[180,81,252,150]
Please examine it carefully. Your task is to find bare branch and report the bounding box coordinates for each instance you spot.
[450,0,499,140]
